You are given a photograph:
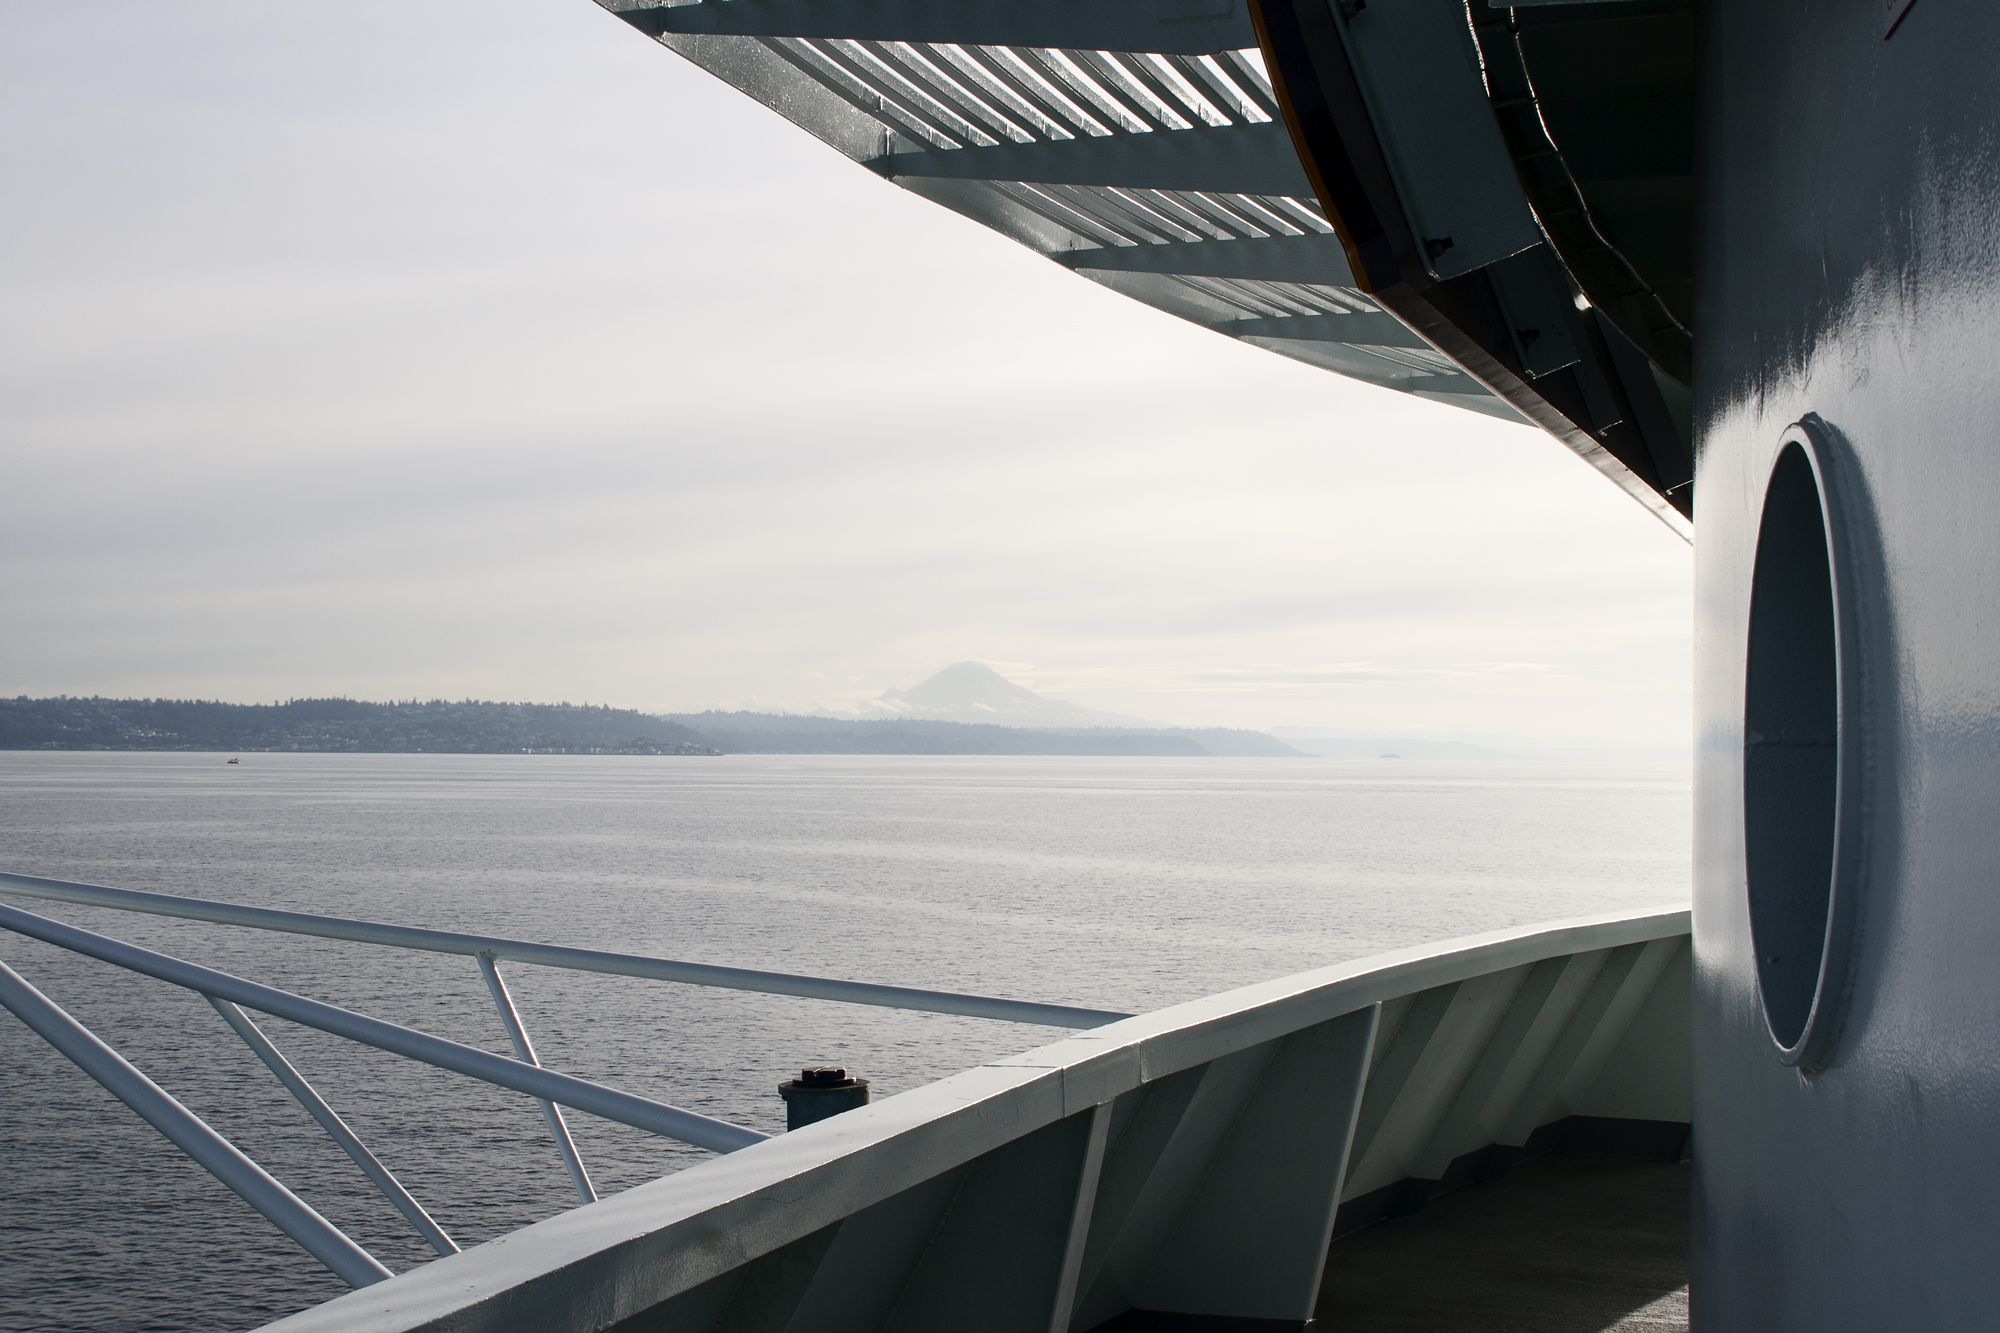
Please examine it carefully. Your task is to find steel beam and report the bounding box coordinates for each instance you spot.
[610,0,1259,57]
[1070,1043,1275,1326]
[1345,968,1525,1198]
[1345,982,1458,1175]
[869,122,1310,195]
[1216,310,1433,347]
[1238,336,1490,395]
[1057,229,1354,282]
[871,1111,1106,1331]
[1406,956,1567,1182]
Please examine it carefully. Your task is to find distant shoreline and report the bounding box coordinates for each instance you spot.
[2,696,1683,761]
[1,696,1302,759]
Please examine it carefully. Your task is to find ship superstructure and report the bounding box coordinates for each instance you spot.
[6,1,1997,1329]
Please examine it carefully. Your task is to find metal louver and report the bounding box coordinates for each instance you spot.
[604,1,1513,418]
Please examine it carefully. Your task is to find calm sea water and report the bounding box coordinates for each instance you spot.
[0,752,1689,1331]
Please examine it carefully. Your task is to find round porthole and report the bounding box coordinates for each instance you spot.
[1743,420,1864,1069]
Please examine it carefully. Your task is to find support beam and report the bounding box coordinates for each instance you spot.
[1049,1103,1115,1333]
[1122,1005,1380,1326]
[870,122,1311,196]
[477,952,597,1205]
[872,1111,1107,1331]
[1071,1048,1275,1328]
[1494,944,1650,1149]
[611,0,1259,57]
[1058,229,1355,282]
[1406,956,1571,1184]
[1218,310,1432,348]
[1563,938,1692,1125]
[1553,937,1686,1115]
[1345,983,1458,1174]
[1340,970,1525,1206]
[1240,336,1490,396]
[206,996,458,1257]
[781,1167,968,1324]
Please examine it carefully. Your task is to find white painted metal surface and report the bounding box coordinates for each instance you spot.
[249,903,1690,1333]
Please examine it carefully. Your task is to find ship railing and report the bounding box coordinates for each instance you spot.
[0,872,1130,1288]
[263,903,1685,1332]
[1,875,1691,1332]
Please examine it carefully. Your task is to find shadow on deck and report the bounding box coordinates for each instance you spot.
[1315,1157,1689,1332]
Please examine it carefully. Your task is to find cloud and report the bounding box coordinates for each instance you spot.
[0,0,1692,744]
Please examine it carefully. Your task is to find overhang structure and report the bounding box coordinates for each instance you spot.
[600,0,1695,536]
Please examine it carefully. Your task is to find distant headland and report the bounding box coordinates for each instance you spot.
[0,694,1303,759]
[2,660,1684,759]
[0,696,722,756]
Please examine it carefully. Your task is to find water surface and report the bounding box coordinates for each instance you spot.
[0,752,1689,1330]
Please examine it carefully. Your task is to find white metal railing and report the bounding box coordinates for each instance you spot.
[0,958,395,1288]
[0,873,1690,1331]
[0,872,1131,1291]
[0,874,1130,1028]
[254,902,1690,1333]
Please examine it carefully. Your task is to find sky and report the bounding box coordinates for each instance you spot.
[0,1,1693,744]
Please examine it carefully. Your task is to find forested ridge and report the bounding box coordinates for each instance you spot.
[0,697,718,754]
[2,697,1303,758]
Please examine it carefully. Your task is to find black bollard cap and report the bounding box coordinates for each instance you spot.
[778,1066,872,1130]
[799,1066,851,1087]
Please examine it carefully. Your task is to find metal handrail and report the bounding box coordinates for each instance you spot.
[0,873,1130,1029]
[264,903,1696,1333]
[0,900,766,1154]
[3,879,1693,1320]
[0,867,1130,1296]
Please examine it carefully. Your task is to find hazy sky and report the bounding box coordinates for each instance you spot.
[1,2,1693,742]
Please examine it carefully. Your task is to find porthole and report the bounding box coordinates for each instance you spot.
[1743,420,1864,1069]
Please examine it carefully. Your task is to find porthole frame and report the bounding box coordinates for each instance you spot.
[1743,418,1867,1071]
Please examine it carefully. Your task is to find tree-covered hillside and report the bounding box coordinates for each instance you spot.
[1,697,1304,758]
[0,697,719,755]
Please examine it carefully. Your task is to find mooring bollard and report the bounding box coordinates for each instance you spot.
[778,1066,870,1131]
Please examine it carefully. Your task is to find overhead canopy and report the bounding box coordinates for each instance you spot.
[601,0,1695,535]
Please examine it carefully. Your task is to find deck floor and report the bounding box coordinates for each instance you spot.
[1314,1158,1690,1332]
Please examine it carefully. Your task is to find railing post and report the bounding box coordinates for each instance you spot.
[476,951,597,1204]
